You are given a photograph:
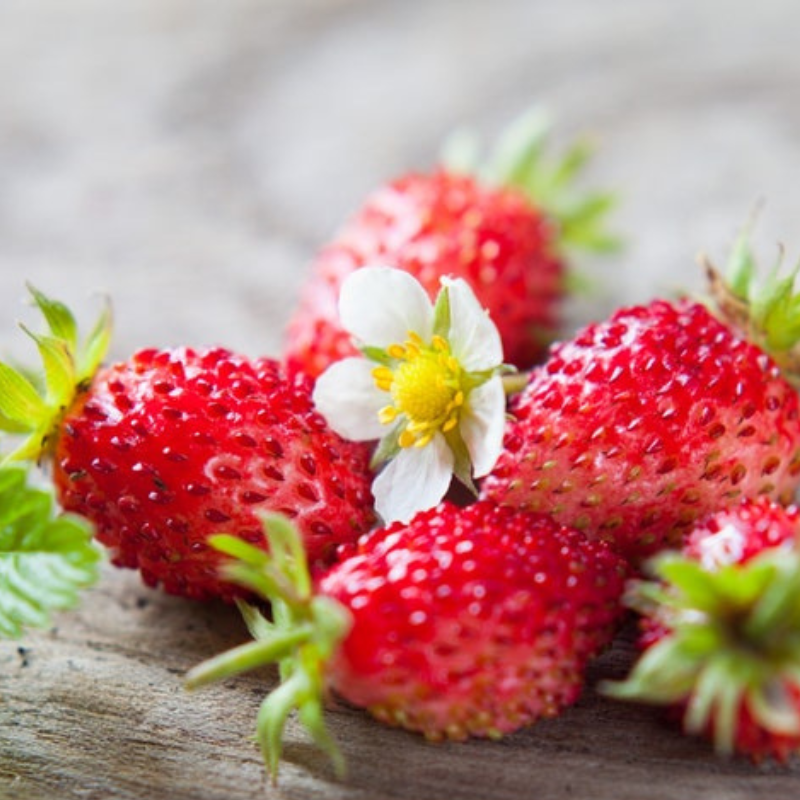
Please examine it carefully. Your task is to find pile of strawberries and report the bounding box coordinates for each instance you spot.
[4,112,800,778]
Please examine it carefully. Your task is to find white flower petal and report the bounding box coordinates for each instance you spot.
[313,358,387,441]
[460,377,506,477]
[339,266,434,347]
[442,277,503,370]
[373,434,454,523]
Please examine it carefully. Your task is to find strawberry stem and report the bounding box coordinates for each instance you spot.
[705,228,800,384]
[186,515,352,782]
[501,371,529,397]
[602,547,800,757]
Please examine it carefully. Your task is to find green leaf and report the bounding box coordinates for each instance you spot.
[0,465,100,638]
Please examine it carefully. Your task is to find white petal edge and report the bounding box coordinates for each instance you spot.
[460,377,506,477]
[339,266,434,348]
[312,357,387,441]
[442,277,503,370]
[372,434,454,524]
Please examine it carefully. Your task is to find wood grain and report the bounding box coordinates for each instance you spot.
[2,1,800,797]
[4,564,799,800]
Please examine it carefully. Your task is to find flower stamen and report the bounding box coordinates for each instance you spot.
[372,331,467,449]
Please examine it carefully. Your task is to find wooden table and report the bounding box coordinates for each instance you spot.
[2,2,800,797]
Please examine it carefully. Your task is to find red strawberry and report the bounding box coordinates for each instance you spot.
[187,500,627,777]
[604,497,800,762]
[481,259,800,563]
[0,290,376,600]
[285,111,617,378]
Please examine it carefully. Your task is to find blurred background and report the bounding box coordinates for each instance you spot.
[1,0,799,363]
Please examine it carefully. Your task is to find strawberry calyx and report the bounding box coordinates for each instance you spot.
[442,108,620,254]
[603,548,800,755]
[185,514,352,781]
[704,228,800,383]
[0,285,112,463]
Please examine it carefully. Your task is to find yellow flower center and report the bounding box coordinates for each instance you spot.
[372,333,465,448]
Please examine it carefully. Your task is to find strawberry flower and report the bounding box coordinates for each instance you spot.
[313,266,507,523]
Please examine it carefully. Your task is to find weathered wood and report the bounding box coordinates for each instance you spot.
[2,567,798,800]
[2,0,800,797]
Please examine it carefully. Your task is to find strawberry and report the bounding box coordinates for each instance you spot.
[187,500,627,777]
[0,290,376,600]
[480,238,800,563]
[284,111,617,378]
[604,497,800,762]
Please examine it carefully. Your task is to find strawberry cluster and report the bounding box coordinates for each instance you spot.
[3,112,800,780]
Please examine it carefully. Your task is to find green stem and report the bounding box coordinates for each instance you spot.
[502,372,530,396]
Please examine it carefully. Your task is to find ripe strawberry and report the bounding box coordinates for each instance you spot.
[480,242,800,563]
[0,290,376,600]
[187,501,628,777]
[285,111,617,378]
[604,497,800,762]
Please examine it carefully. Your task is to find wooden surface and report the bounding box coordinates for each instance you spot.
[2,1,800,798]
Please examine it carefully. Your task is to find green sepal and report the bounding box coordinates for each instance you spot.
[484,107,553,192]
[442,108,621,256]
[76,298,112,385]
[500,369,529,397]
[748,679,800,736]
[0,363,49,430]
[25,285,79,354]
[21,326,76,410]
[185,626,313,687]
[602,547,800,756]
[444,427,478,497]
[432,284,452,340]
[706,228,800,381]
[0,464,100,638]
[0,286,112,463]
[370,424,404,470]
[724,226,759,300]
[359,345,392,367]
[187,515,352,782]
